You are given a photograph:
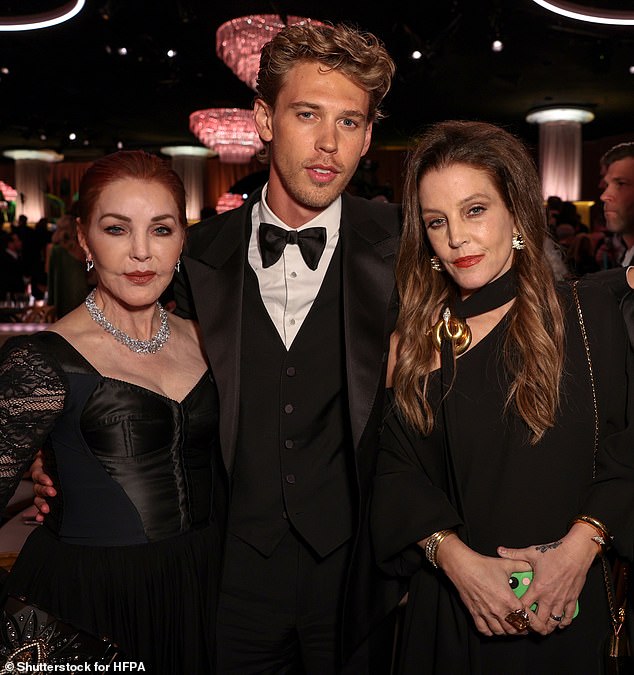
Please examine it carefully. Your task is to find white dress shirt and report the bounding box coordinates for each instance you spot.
[248,184,341,349]
[622,246,634,267]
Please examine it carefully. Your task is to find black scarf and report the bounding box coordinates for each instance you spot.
[439,267,518,527]
[450,267,518,320]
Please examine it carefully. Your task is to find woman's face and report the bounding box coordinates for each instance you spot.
[419,163,517,297]
[79,178,184,309]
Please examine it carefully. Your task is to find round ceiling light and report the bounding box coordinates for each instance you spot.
[0,0,85,32]
[531,0,634,25]
[3,149,64,162]
[525,107,595,124]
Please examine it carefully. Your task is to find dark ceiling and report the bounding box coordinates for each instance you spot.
[0,0,632,160]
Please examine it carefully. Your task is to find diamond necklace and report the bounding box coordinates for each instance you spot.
[85,289,170,355]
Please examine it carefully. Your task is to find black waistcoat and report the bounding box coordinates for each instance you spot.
[228,244,354,558]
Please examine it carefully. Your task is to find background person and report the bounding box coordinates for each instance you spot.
[0,230,26,299]
[600,142,634,266]
[46,213,91,318]
[371,121,634,674]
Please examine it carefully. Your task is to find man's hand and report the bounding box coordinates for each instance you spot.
[29,451,56,523]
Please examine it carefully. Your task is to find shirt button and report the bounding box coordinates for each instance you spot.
[282,511,288,520]
[286,367,296,377]
[284,403,294,414]
[290,271,297,278]
[289,318,296,326]
[285,439,294,449]
[285,474,296,485]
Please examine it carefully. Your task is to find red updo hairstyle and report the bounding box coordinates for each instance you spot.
[77,150,187,228]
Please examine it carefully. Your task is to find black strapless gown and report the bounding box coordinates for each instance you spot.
[0,331,224,673]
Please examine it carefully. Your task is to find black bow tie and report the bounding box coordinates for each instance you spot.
[258,222,327,271]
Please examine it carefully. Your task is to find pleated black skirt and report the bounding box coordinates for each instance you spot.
[3,523,221,674]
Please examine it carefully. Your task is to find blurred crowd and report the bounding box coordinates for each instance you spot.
[0,211,93,319]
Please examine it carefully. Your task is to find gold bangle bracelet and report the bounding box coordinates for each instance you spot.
[571,516,612,551]
[571,519,604,539]
[572,515,611,541]
[425,529,454,569]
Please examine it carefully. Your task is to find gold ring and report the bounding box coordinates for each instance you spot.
[505,608,530,631]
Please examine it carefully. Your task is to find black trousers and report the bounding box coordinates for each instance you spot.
[216,529,394,674]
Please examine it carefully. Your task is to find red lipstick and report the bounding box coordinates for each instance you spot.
[124,271,156,284]
[453,255,484,268]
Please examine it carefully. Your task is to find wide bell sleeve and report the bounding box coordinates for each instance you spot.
[0,336,67,512]
[572,279,634,560]
[371,389,463,577]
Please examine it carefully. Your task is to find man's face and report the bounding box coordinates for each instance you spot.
[254,61,373,227]
[601,157,634,235]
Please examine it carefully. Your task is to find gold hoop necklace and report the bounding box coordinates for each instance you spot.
[428,270,518,356]
[430,307,472,355]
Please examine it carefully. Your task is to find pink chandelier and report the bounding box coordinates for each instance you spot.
[0,180,17,201]
[216,192,246,214]
[216,14,323,91]
[189,108,264,164]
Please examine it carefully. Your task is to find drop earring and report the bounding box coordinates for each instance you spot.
[86,258,94,272]
[175,259,181,273]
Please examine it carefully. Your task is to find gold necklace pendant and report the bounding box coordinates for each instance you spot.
[430,307,472,355]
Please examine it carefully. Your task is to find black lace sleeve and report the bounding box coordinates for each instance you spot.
[0,337,67,512]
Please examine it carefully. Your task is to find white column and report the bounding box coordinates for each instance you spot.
[161,146,215,223]
[526,108,594,201]
[3,149,63,222]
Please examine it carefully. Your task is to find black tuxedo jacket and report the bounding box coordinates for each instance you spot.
[174,188,403,657]
[591,267,634,349]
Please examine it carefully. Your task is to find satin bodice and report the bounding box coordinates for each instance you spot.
[0,331,219,546]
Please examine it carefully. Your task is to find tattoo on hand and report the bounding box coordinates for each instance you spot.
[535,541,562,553]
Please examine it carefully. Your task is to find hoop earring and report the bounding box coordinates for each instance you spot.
[512,232,526,250]
[430,256,444,272]
[86,259,94,272]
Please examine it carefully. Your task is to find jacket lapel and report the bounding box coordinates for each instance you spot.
[341,194,399,451]
[182,194,258,473]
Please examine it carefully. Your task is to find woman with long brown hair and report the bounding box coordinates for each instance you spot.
[371,121,634,673]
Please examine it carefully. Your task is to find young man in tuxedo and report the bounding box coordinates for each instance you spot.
[32,22,402,674]
[180,23,401,674]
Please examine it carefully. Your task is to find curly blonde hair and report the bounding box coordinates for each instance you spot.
[256,22,395,123]
[394,120,565,444]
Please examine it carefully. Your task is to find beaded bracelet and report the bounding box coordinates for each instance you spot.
[425,529,454,568]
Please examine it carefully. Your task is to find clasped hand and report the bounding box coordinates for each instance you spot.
[497,524,597,635]
[438,528,596,638]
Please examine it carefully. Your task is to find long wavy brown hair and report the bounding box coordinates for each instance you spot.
[393,120,565,444]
